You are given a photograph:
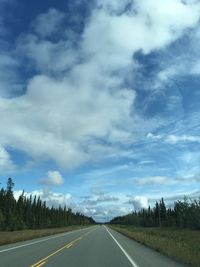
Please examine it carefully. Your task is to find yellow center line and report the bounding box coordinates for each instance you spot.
[35,261,46,267]
[30,227,98,267]
[65,243,73,248]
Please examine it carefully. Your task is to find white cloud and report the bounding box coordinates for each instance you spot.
[180,151,200,164]
[136,176,171,186]
[14,188,130,222]
[191,61,200,74]
[176,173,200,183]
[128,195,149,210]
[79,193,132,222]
[83,205,132,222]
[0,146,15,172]
[14,188,72,208]
[1,1,200,169]
[0,53,21,97]
[33,8,65,38]
[91,0,200,56]
[146,132,162,140]
[97,0,131,14]
[166,134,200,144]
[0,74,135,168]
[39,170,64,186]
[148,189,200,207]
[17,35,78,73]
[90,188,119,203]
[147,133,200,144]
[2,1,200,222]
[138,160,154,165]
[86,163,131,179]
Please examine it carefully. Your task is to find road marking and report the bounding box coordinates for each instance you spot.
[105,226,139,267]
[30,226,98,267]
[35,261,46,267]
[0,227,93,253]
[66,243,73,248]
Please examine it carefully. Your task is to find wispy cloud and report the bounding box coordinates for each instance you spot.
[147,132,200,144]
[166,134,200,144]
[1,0,200,221]
[1,0,200,169]
[32,8,65,38]
[136,176,172,186]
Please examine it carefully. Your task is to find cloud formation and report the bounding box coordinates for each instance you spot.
[14,188,72,208]
[136,176,171,186]
[32,8,65,38]
[0,146,15,172]
[39,170,64,186]
[128,195,149,210]
[147,133,200,144]
[0,0,199,169]
[0,74,134,168]
[1,0,200,221]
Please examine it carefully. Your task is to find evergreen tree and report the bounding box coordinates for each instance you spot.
[110,197,200,229]
[0,178,95,231]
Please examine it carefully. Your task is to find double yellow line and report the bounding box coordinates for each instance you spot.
[30,227,97,267]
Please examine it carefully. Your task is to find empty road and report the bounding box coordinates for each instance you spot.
[0,226,185,267]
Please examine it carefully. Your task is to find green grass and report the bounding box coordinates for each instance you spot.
[110,225,200,267]
[0,226,89,246]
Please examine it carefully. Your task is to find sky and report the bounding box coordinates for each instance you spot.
[0,0,200,222]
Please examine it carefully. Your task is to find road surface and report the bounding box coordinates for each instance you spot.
[0,225,186,267]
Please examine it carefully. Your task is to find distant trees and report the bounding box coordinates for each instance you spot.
[0,178,95,231]
[110,197,200,229]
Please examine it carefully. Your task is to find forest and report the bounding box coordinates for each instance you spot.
[110,197,200,229]
[0,178,95,231]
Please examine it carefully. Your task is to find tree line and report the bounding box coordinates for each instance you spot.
[0,178,95,231]
[110,197,200,229]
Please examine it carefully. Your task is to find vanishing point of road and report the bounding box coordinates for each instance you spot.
[0,225,185,267]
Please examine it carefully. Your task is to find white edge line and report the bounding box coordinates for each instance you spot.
[0,226,94,253]
[104,226,139,267]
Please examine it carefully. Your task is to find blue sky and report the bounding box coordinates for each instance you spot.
[0,0,200,222]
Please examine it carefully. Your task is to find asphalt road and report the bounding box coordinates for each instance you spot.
[0,225,186,267]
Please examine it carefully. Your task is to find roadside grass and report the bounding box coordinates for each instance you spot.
[0,226,89,246]
[109,225,200,267]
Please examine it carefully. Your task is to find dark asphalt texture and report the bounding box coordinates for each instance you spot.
[0,226,186,267]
